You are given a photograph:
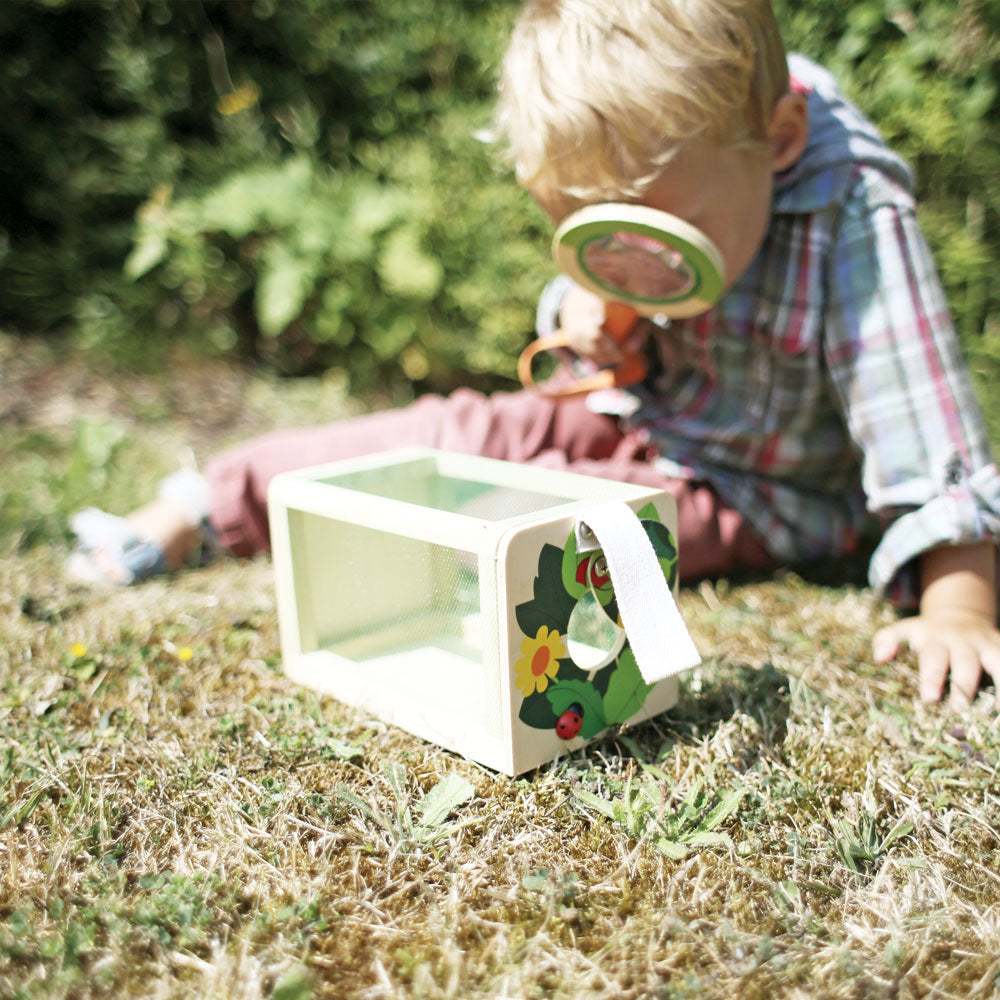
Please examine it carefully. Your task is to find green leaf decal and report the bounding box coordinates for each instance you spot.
[601,648,655,724]
[518,686,559,729]
[515,543,577,639]
[641,518,679,589]
[560,530,588,600]
[637,502,661,521]
[546,680,606,739]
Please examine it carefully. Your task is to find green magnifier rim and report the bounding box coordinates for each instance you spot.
[552,203,725,316]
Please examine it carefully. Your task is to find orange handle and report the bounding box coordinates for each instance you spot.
[602,301,641,342]
[518,302,646,396]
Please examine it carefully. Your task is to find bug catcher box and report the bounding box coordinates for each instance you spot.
[268,448,700,775]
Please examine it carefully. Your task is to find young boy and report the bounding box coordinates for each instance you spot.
[71,0,1000,710]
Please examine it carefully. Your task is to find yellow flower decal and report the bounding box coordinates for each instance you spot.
[515,626,565,697]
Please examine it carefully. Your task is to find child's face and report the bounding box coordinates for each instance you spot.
[636,140,774,294]
[537,138,775,299]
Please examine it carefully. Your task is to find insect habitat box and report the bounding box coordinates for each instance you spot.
[267,447,699,776]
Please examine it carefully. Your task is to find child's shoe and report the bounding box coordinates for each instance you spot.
[66,467,214,587]
[67,508,170,586]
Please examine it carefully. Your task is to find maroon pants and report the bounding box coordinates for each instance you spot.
[206,388,774,582]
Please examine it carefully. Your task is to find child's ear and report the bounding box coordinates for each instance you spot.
[769,93,809,172]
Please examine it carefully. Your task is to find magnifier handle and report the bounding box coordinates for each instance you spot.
[602,301,641,343]
[517,304,647,396]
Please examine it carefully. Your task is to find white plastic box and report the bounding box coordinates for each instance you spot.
[267,447,695,776]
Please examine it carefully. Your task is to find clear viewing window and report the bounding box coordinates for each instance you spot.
[319,458,572,520]
[288,510,501,735]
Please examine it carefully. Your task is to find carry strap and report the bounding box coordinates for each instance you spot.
[576,501,701,683]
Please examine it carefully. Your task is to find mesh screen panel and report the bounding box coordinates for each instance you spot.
[289,510,503,737]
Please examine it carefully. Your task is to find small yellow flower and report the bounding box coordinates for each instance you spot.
[70,642,87,659]
[217,82,260,116]
[514,626,565,697]
[160,640,193,661]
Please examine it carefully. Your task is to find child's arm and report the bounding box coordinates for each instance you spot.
[873,541,1000,709]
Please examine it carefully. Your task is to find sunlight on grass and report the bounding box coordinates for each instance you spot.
[2,338,999,999]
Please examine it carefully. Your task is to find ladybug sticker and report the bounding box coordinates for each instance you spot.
[576,554,611,591]
[555,703,583,740]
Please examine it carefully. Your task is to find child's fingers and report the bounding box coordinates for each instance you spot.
[978,646,1000,709]
[871,622,905,664]
[944,644,981,710]
[872,619,952,703]
[872,617,1000,709]
[980,645,1000,680]
[916,641,950,704]
[565,327,621,363]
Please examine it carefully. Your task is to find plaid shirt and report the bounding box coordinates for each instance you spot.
[539,56,1000,603]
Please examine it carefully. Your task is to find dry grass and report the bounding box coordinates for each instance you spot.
[2,334,999,1000]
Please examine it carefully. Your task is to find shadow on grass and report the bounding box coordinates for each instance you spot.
[685,525,878,593]
[782,530,879,590]
[587,661,792,770]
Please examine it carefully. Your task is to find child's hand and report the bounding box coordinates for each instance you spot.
[872,540,1000,711]
[873,610,1000,710]
[559,283,620,362]
[559,283,649,364]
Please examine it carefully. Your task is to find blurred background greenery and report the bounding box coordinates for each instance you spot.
[1,0,998,425]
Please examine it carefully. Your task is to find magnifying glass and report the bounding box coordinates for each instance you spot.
[518,203,725,395]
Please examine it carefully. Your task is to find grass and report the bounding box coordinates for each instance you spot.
[2,332,999,1000]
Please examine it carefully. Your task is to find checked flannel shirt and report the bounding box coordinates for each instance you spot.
[538,55,1000,604]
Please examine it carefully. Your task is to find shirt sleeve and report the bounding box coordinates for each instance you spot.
[535,273,574,337]
[822,171,1000,603]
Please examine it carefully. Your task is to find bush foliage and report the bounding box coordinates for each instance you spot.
[1,0,998,408]
[0,0,542,394]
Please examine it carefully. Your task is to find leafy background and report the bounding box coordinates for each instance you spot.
[1,0,998,435]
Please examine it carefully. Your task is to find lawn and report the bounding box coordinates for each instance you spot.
[1,332,998,1000]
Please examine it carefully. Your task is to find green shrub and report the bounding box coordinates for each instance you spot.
[120,105,549,393]
[0,0,543,393]
[1,0,997,425]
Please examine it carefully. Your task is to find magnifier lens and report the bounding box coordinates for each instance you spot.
[582,231,695,300]
[552,204,726,318]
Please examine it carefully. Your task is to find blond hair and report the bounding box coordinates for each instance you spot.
[494,0,789,206]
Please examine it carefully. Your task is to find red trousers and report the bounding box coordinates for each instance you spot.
[206,388,774,583]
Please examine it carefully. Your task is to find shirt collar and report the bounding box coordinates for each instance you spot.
[772,54,913,215]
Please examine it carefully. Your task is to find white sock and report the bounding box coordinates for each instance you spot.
[70,508,136,552]
[157,468,210,528]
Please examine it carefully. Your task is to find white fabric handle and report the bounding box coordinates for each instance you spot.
[578,501,701,683]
